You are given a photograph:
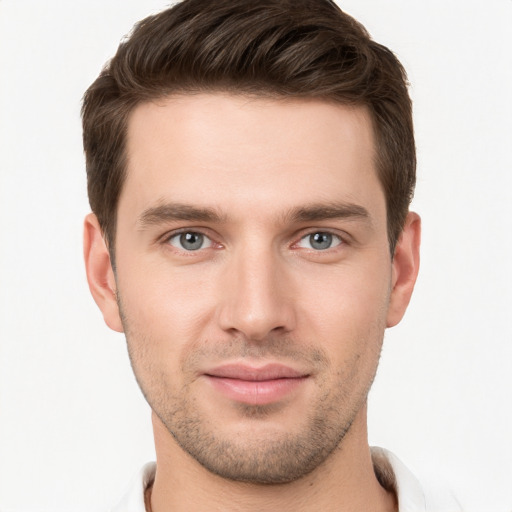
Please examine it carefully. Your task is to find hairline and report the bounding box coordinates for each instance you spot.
[105,88,399,265]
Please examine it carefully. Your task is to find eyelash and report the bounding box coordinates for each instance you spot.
[294,231,344,251]
[163,229,219,252]
[161,228,348,254]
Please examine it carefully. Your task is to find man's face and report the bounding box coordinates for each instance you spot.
[93,94,413,483]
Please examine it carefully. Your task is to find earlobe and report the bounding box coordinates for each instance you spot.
[83,213,124,333]
[386,212,421,328]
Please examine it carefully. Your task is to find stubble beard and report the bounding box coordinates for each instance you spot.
[120,308,382,485]
[152,382,358,484]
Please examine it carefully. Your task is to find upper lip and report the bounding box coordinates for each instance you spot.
[205,363,308,381]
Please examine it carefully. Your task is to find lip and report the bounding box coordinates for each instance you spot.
[203,363,309,405]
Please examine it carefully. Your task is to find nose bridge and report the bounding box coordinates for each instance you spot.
[218,237,296,339]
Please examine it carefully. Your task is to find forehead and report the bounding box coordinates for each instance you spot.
[121,93,383,223]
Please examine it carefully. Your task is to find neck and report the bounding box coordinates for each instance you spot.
[148,407,397,512]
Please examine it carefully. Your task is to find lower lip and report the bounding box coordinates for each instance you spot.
[205,376,307,405]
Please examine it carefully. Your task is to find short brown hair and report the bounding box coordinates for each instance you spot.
[82,0,415,256]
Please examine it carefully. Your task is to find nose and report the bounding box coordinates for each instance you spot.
[217,245,297,341]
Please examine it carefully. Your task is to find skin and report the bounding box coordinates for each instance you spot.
[84,93,420,512]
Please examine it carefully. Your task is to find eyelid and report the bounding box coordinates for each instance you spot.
[291,228,349,251]
[157,227,350,252]
[169,232,212,250]
[160,227,220,250]
[160,226,210,240]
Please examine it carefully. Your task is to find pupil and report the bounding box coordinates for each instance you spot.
[311,232,332,250]
[180,232,203,250]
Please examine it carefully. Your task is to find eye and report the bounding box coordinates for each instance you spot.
[167,231,212,251]
[297,232,343,251]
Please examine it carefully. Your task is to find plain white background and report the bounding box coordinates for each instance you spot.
[0,1,511,510]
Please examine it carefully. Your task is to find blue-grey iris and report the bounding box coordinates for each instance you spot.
[310,232,333,250]
[180,232,204,251]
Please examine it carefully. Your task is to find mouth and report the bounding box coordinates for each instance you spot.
[203,363,310,405]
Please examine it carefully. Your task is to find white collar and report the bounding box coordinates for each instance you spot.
[111,448,461,511]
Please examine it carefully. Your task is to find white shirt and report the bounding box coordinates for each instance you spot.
[111,447,462,512]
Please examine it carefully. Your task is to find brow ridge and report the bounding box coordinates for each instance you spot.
[137,203,225,228]
[286,202,371,224]
[137,201,371,229]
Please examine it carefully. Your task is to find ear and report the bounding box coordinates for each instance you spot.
[386,212,421,328]
[83,213,124,333]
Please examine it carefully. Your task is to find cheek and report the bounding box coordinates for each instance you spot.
[299,259,391,324]
[117,270,211,397]
[296,261,391,362]
[118,257,214,321]
[115,261,221,378]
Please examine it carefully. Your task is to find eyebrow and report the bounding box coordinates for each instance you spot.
[285,202,371,224]
[137,201,371,229]
[137,203,226,228]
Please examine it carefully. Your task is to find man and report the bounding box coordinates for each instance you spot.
[81,1,459,510]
